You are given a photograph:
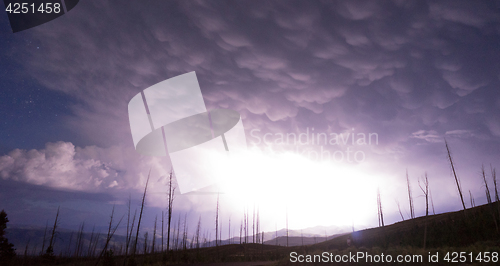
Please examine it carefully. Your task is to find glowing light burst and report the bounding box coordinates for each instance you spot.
[207,146,383,229]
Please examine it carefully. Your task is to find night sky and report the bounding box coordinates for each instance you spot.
[1,0,500,239]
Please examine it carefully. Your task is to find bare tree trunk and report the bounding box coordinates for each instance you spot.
[256,208,259,243]
[396,199,405,221]
[95,205,124,266]
[492,166,500,223]
[66,233,73,257]
[92,232,101,257]
[445,139,466,210]
[215,193,219,247]
[133,169,151,255]
[161,210,164,253]
[46,206,60,256]
[419,172,430,249]
[41,221,48,256]
[123,195,135,265]
[469,190,475,207]
[240,220,242,244]
[243,209,247,243]
[228,216,231,244]
[430,188,436,215]
[86,225,95,257]
[175,215,181,250]
[246,207,249,244]
[492,166,499,202]
[419,173,430,216]
[144,232,148,254]
[406,170,415,219]
[377,188,384,227]
[482,165,498,232]
[74,222,84,258]
[153,215,157,253]
[182,214,188,250]
[286,207,289,247]
[166,171,175,254]
[196,216,201,249]
[253,205,255,243]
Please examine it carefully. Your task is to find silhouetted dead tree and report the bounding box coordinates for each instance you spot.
[182,214,188,250]
[41,221,48,256]
[124,207,136,264]
[123,195,134,264]
[492,166,500,222]
[482,165,498,232]
[395,199,405,221]
[175,215,180,250]
[243,209,247,243]
[377,188,384,227]
[152,215,157,253]
[445,139,466,210]
[406,170,415,219]
[95,205,124,266]
[469,190,475,207]
[419,173,430,216]
[253,205,255,243]
[430,188,436,215]
[215,193,219,247]
[91,231,101,257]
[482,165,493,204]
[286,207,289,247]
[246,207,249,243]
[74,222,84,258]
[46,206,60,256]
[144,232,149,254]
[196,216,201,249]
[228,216,231,244]
[166,170,176,253]
[87,225,96,257]
[492,165,499,201]
[239,220,242,244]
[161,211,164,252]
[256,207,260,243]
[419,172,430,249]
[66,232,73,257]
[133,169,151,255]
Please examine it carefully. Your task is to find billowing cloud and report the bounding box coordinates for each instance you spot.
[0,141,169,192]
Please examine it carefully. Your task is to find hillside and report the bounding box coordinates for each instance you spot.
[3,202,500,265]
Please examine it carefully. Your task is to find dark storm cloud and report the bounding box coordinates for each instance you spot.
[9,0,498,146]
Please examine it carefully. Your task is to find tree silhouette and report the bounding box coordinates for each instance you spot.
[0,210,16,261]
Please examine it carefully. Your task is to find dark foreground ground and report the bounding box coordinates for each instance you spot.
[4,202,500,265]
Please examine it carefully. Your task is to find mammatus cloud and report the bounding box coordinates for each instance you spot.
[10,0,498,152]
